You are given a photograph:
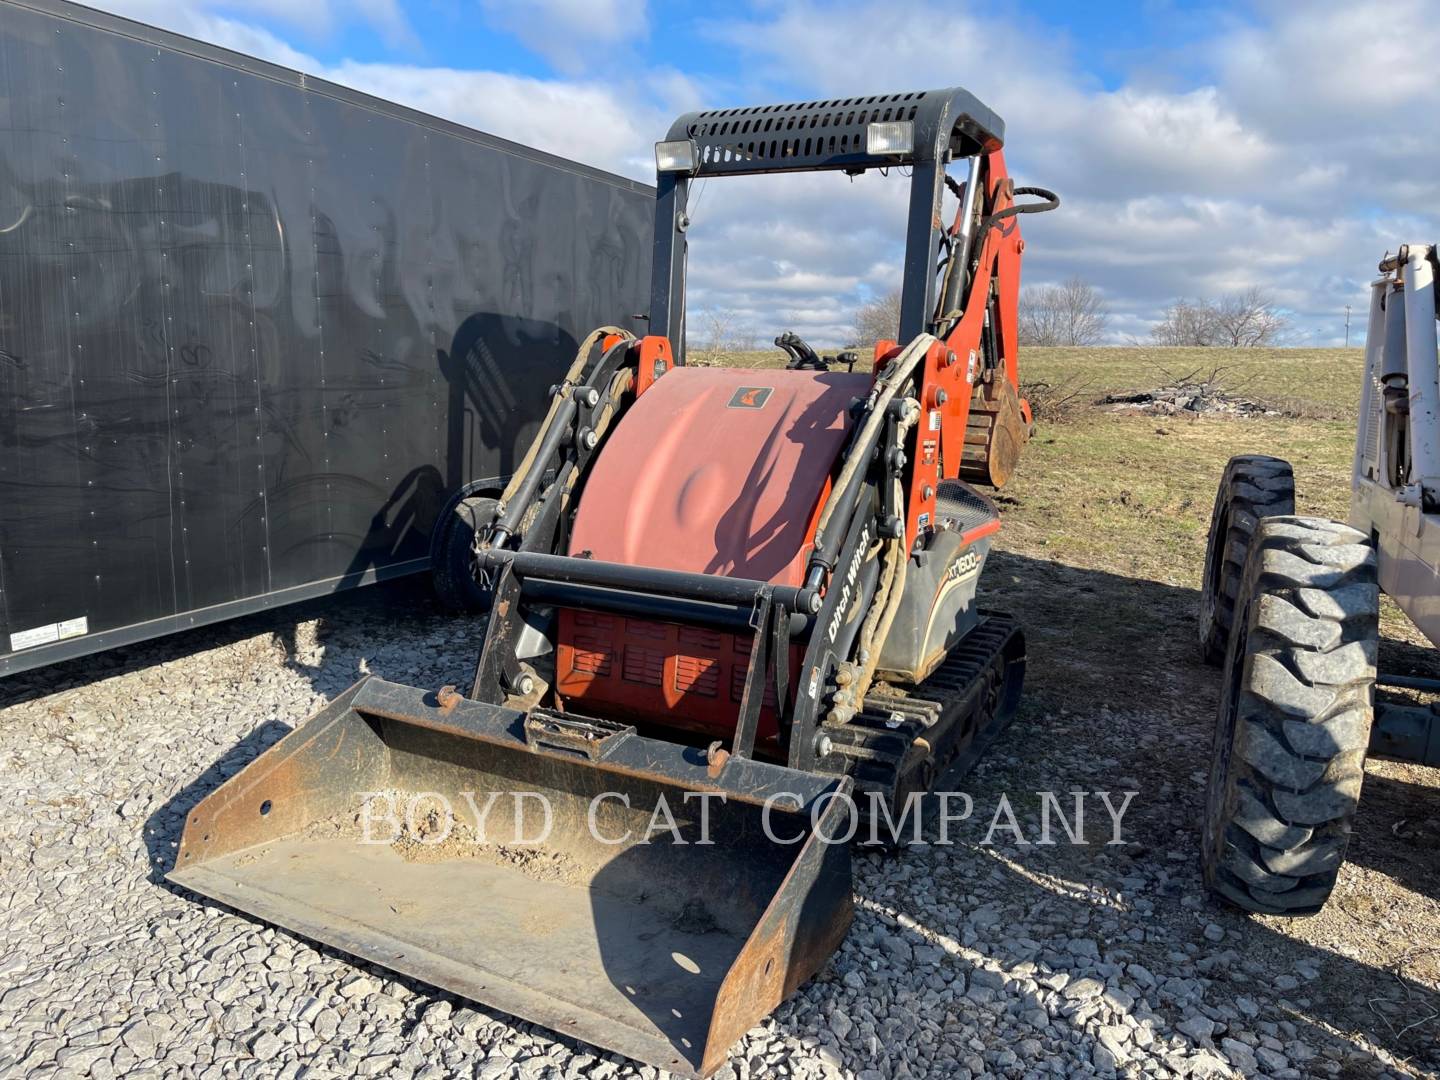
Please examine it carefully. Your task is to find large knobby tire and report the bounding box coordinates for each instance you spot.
[430,495,498,614]
[1198,455,1296,665]
[1201,516,1378,916]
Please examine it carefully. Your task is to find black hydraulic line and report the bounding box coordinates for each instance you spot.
[490,394,577,541]
[491,340,632,547]
[976,186,1059,236]
[479,549,821,613]
[523,579,811,636]
[812,397,911,567]
[1377,673,1440,693]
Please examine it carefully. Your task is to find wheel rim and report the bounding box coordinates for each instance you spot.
[1205,605,1248,865]
[1201,504,1230,628]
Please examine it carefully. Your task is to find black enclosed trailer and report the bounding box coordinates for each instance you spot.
[0,0,654,676]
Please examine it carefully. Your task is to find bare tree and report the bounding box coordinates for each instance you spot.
[852,288,902,346]
[696,309,737,353]
[1150,299,1220,346]
[1150,290,1288,347]
[1019,277,1108,346]
[1210,286,1288,347]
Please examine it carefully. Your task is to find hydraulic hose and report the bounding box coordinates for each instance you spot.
[935,185,1060,335]
[976,186,1059,236]
[811,332,936,563]
[839,424,916,721]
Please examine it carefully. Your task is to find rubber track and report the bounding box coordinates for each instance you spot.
[820,613,1020,803]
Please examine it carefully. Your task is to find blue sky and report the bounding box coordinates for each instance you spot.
[174,1,1227,90]
[94,0,1440,346]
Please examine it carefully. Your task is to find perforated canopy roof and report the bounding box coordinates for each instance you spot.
[662,87,1004,177]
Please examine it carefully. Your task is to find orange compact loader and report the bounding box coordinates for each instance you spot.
[171,87,1057,1076]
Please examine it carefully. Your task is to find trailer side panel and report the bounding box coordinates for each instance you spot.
[0,0,652,674]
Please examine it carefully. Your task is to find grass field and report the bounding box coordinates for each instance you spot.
[1002,346,1363,583]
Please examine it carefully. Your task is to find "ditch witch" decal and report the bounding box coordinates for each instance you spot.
[827,523,871,645]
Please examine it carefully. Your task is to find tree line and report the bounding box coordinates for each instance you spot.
[692,279,1291,353]
[846,280,1289,347]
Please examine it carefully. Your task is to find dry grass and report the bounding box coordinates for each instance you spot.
[1020,346,1366,414]
[694,344,1364,412]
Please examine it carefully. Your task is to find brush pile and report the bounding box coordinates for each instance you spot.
[1099,368,1276,417]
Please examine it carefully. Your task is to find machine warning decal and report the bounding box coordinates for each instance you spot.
[727,386,773,409]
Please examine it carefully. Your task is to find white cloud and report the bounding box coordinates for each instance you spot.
[84,0,1440,347]
[478,0,649,75]
[101,0,419,53]
[693,0,1440,345]
[96,0,324,68]
[322,61,665,177]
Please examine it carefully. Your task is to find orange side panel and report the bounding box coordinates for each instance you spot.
[555,610,793,752]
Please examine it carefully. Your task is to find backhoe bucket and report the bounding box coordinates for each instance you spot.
[168,678,854,1078]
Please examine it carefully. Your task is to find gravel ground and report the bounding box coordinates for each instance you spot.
[2,570,1438,1080]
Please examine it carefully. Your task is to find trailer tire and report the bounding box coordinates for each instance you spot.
[431,495,498,614]
[1201,516,1377,916]
[1199,455,1295,665]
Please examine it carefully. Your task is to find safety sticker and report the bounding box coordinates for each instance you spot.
[929,409,942,431]
[9,615,88,653]
[727,386,773,409]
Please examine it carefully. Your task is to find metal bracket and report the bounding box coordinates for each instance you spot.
[733,588,774,760]
[523,710,635,761]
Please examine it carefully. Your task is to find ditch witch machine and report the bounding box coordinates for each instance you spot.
[170,89,1056,1076]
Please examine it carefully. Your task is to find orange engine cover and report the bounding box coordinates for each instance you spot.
[556,367,870,743]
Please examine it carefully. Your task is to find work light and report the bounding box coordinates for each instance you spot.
[654,139,697,173]
[866,120,914,156]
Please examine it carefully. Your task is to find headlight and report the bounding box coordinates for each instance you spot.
[866,120,914,157]
[654,140,697,173]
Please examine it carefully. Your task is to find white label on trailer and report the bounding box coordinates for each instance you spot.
[57,617,89,640]
[9,616,88,652]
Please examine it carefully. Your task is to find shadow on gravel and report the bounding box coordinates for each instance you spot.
[978,550,1440,1070]
[1345,770,1440,901]
[142,720,293,885]
[0,577,439,711]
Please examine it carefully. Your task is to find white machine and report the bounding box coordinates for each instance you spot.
[1196,245,1440,915]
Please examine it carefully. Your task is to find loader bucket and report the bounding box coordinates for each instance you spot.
[168,678,854,1078]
